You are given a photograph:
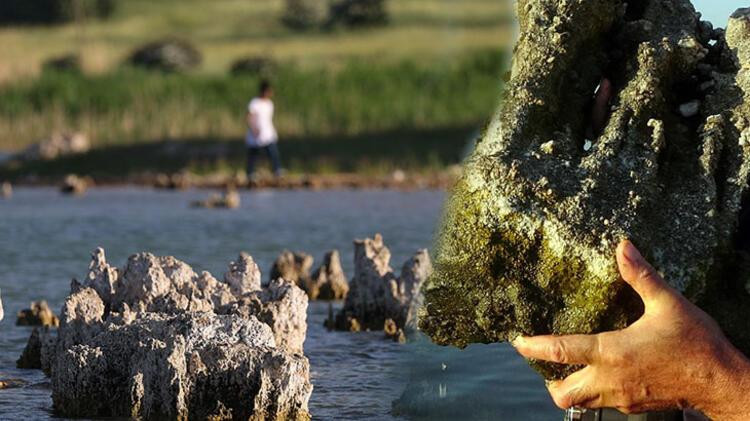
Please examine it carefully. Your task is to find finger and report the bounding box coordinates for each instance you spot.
[616,240,670,306]
[547,368,602,409]
[512,334,599,365]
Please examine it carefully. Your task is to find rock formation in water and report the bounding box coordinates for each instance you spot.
[310,250,349,300]
[1,182,11,199]
[19,248,312,420]
[271,249,350,300]
[60,174,92,195]
[191,188,241,209]
[16,300,59,327]
[332,234,432,336]
[419,1,750,379]
[271,250,314,289]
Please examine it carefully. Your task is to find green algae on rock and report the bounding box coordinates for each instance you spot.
[419,0,750,380]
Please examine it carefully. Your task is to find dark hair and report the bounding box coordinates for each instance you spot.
[259,80,272,95]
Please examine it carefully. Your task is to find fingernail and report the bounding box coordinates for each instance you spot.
[622,240,642,264]
[511,336,524,348]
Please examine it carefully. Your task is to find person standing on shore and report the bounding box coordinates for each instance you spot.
[246,80,282,179]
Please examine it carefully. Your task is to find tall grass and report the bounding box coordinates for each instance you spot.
[0,49,505,150]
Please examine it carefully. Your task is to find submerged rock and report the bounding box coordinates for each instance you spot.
[332,234,431,335]
[60,174,91,196]
[20,249,312,419]
[191,188,241,209]
[420,1,750,379]
[16,300,59,327]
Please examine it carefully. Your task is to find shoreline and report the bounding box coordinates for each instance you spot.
[4,171,458,191]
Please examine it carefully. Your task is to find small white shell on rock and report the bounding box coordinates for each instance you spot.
[583,139,593,152]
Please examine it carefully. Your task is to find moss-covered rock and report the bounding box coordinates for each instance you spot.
[419,0,750,380]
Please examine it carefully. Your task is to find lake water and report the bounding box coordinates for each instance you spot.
[0,188,559,420]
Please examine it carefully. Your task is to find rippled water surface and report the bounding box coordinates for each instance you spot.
[0,188,559,420]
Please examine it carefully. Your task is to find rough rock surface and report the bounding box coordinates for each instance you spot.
[332,234,431,333]
[310,250,349,300]
[219,278,308,355]
[20,249,312,419]
[419,1,750,379]
[16,300,59,327]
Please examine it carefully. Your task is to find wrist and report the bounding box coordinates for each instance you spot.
[699,344,750,420]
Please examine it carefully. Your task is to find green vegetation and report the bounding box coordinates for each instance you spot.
[0,49,505,151]
[0,0,511,179]
[0,0,512,81]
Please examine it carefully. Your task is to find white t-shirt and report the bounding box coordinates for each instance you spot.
[246,97,278,147]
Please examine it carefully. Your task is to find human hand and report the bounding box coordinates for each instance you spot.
[512,240,750,419]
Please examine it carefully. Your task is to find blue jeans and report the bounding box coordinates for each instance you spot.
[247,143,282,177]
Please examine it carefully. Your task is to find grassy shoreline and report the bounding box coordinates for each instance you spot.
[0,50,504,151]
[0,125,477,185]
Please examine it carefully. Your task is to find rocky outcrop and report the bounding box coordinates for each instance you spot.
[219,278,308,354]
[271,251,314,286]
[271,250,349,300]
[191,188,241,209]
[419,1,750,379]
[20,249,312,419]
[331,234,431,336]
[15,132,89,162]
[309,250,349,300]
[60,174,92,195]
[16,300,59,327]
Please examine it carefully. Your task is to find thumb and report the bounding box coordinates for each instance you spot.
[616,240,670,306]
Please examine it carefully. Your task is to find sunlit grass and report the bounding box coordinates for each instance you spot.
[0,49,505,150]
[0,0,512,81]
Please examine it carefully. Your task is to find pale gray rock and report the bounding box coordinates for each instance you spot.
[332,234,431,333]
[50,312,311,420]
[19,249,312,419]
[223,252,262,296]
[83,247,118,307]
[219,278,308,354]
